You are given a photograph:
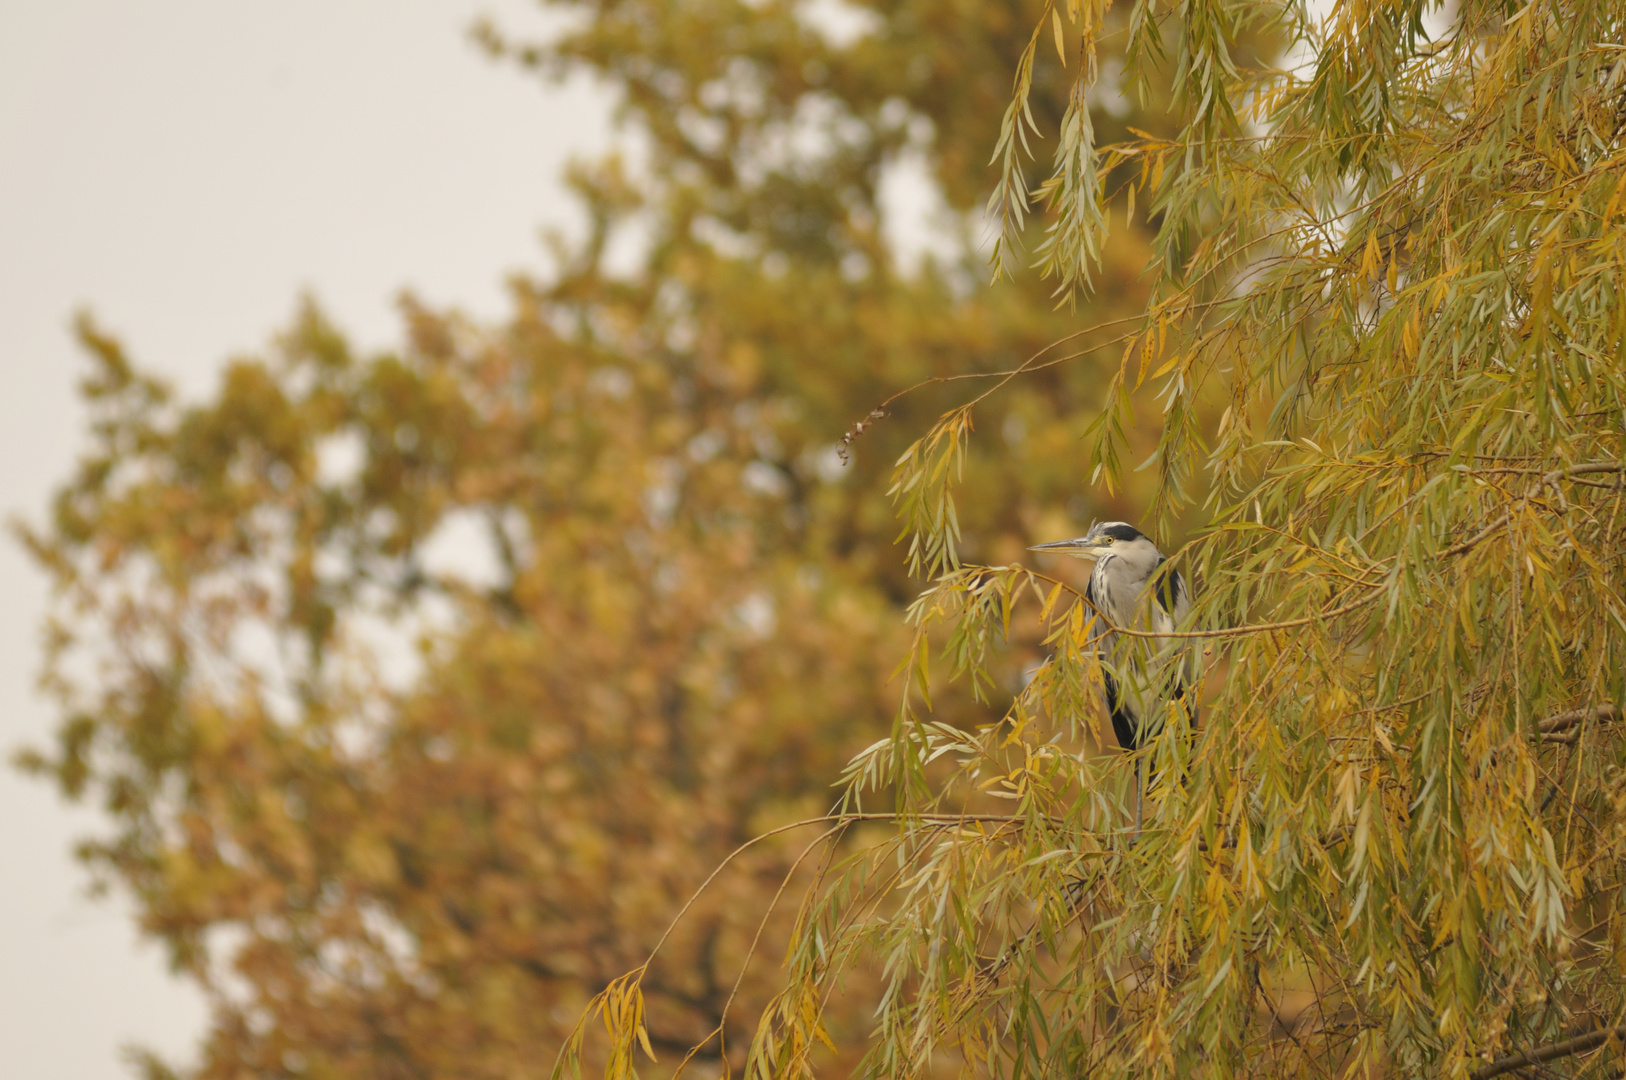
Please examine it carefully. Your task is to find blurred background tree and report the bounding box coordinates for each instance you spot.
[18,2,1183,1078]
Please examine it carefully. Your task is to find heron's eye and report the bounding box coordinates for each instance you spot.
[1101,537,1114,545]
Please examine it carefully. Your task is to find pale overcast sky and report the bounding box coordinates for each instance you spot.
[0,3,615,1075]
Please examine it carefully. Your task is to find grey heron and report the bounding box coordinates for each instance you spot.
[1029,521,1198,832]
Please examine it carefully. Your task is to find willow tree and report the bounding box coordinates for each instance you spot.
[573,0,1626,1078]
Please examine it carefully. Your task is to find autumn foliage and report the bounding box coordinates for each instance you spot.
[30,0,1626,1077]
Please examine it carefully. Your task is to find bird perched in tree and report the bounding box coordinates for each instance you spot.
[1029,521,1198,831]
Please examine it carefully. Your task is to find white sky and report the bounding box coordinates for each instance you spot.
[0,2,615,1076]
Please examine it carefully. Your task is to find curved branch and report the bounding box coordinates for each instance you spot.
[1470,1025,1626,1080]
[1021,567,1383,640]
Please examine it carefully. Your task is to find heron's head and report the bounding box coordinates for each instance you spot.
[1028,521,1160,564]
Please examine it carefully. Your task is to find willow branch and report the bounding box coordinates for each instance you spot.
[1539,704,1621,745]
[1022,566,1383,640]
[1470,1025,1626,1080]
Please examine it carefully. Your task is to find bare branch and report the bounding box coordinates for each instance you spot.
[1470,1026,1626,1080]
[1539,704,1621,744]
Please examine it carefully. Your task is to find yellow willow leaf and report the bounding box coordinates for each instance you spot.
[1052,7,1068,65]
[1606,169,1626,219]
[1362,230,1381,278]
[1457,574,1480,648]
[1038,581,1064,624]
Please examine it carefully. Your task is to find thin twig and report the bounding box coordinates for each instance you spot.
[633,813,1040,976]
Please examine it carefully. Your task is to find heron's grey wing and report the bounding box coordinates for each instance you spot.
[1153,565,1201,722]
[1082,565,1114,648]
[1152,563,1188,623]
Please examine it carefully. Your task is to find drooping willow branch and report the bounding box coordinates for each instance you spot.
[631,812,1045,977]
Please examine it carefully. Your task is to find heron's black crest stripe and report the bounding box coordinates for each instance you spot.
[1096,522,1146,543]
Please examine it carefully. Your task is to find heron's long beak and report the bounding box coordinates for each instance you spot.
[1027,538,1098,554]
